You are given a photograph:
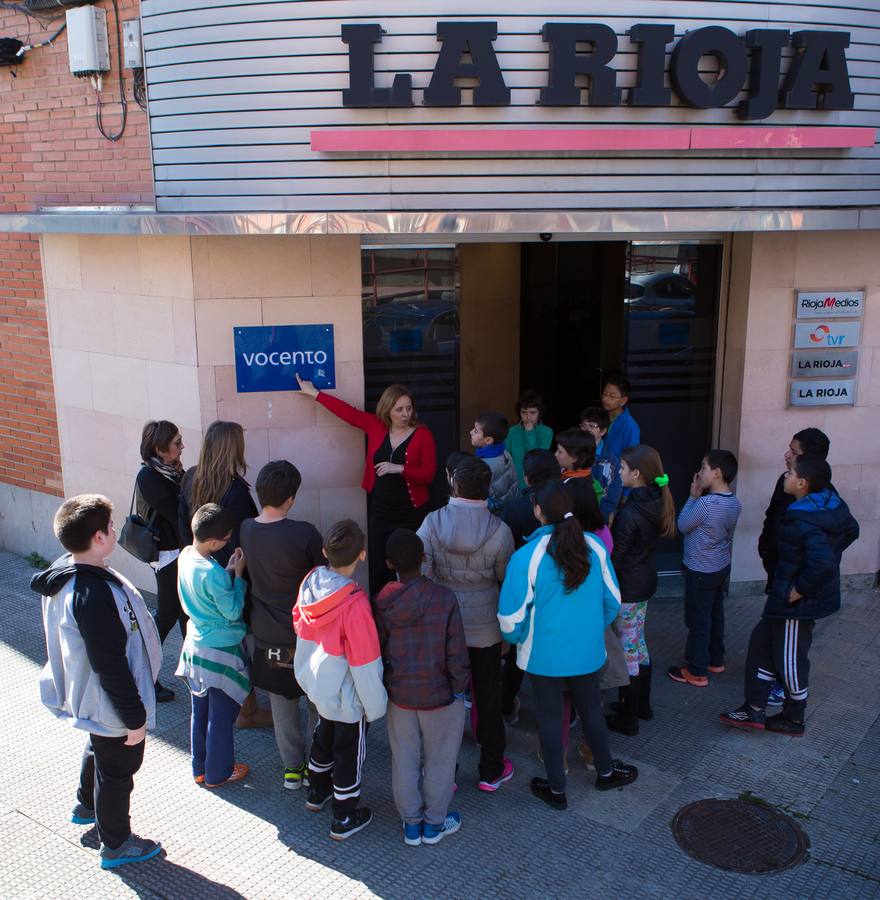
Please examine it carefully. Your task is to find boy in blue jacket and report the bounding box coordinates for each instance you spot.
[720,455,858,736]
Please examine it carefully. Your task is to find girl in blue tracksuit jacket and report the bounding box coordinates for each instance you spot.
[498,482,638,808]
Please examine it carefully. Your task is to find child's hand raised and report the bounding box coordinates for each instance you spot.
[227,547,246,578]
[689,473,703,499]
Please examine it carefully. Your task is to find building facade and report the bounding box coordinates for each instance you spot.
[0,0,878,591]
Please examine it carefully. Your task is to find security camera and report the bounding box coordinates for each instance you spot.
[539,233,553,242]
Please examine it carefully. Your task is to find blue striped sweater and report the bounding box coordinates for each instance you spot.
[677,492,742,573]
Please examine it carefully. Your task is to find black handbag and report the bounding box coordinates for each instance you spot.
[119,485,160,563]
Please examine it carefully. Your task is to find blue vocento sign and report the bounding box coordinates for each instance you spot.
[234,324,336,393]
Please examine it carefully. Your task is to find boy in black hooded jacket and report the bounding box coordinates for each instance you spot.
[721,455,858,736]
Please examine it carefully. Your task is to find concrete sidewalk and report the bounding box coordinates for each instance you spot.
[0,548,877,899]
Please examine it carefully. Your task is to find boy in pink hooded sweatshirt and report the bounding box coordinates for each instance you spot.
[293,520,387,841]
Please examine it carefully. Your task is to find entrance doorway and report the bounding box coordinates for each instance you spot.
[361,239,724,570]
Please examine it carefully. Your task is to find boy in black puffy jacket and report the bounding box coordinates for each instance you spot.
[721,455,858,737]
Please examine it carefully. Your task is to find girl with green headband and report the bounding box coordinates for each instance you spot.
[606,445,676,737]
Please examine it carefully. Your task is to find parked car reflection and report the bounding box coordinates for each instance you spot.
[363,298,459,355]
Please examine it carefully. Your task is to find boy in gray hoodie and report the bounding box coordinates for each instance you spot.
[35,495,162,870]
[293,520,387,841]
[417,457,515,792]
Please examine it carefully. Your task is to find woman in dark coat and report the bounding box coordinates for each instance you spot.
[136,420,187,703]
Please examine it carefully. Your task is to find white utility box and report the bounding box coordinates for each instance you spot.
[66,5,110,77]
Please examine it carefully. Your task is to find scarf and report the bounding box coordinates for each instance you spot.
[475,443,507,460]
[148,457,184,485]
[564,469,605,500]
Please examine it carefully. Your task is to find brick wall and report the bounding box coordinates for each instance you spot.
[0,232,62,494]
[0,1,153,498]
[0,0,152,210]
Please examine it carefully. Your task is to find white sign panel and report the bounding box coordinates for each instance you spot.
[791,350,859,377]
[793,321,861,349]
[796,290,865,319]
[790,379,856,406]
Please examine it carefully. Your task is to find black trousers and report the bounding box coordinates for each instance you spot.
[367,503,428,595]
[77,734,145,849]
[683,565,730,676]
[744,616,814,721]
[469,643,506,783]
[308,716,367,820]
[501,644,525,716]
[531,671,613,793]
[154,558,187,644]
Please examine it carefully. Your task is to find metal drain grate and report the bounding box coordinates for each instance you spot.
[671,799,810,874]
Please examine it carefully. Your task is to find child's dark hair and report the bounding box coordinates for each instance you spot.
[445,449,472,479]
[567,480,605,534]
[452,456,492,501]
[140,420,180,463]
[324,519,366,568]
[603,372,631,399]
[256,460,302,508]
[53,494,113,553]
[523,449,561,489]
[516,388,545,418]
[385,529,423,575]
[556,428,596,470]
[620,444,677,539]
[793,427,830,460]
[792,454,831,493]
[579,406,610,432]
[705,449,738,485]
[533,482,590,591]
[476,411,509,444]
[192,503,235,542]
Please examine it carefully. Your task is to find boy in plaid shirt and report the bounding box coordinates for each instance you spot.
[372,529,470,847]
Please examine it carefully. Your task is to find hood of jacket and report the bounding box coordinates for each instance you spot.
[372,576,433,626]
[30,554,122,597]
[297,566,365,627]
[625,484,664,527]
[432,498,501,554]
[788,488,842,517]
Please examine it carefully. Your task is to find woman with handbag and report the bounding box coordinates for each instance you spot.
[178,420,269,728]
[135,420,187,703]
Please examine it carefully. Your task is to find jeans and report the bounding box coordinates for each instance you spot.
[683,566,730,676]
[501,644,525,717]
[530,671,613,793]
[78,734,145,849]
[468,643,506,783]
[191,688,241,784]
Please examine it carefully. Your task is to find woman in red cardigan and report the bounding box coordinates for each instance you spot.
[296,375,437,592]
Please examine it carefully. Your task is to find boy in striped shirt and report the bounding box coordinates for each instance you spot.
[668,450,742,688]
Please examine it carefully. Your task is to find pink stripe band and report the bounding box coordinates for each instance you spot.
[311,126,876,153]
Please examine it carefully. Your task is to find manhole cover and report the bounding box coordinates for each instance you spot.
[671,799,810,874]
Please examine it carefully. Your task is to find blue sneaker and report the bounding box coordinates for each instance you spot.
[422,812,461,845]
[767,683,785,707]
[99,835,161,869]
[71,802,95,825]
[403,821,422,846]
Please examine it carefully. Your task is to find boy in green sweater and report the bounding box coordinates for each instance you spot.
[176,503,251,788]
[507,389,554,489]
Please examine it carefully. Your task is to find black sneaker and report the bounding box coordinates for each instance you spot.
[765,714,805,737]
[595,760,638,791]
[330,807,372,841]
[719,703,766,731]
[154,680,175,703]
[305,783,332,812]
[530,777,567,810]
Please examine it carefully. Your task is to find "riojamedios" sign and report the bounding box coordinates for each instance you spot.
[341,22,854,120]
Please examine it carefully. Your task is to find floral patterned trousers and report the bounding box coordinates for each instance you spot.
[611,601,650,677]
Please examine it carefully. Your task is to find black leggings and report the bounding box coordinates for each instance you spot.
[530,671,613,792]
[154,558,187,644]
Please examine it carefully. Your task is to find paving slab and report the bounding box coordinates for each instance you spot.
[0,549,877,898]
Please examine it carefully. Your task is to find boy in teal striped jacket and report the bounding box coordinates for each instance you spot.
[177,504,251,789]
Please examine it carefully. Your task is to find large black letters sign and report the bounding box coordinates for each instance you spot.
[340,21,855,119]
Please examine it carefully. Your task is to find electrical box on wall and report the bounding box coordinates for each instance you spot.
[66,6,110,77]
[122,19,143,69]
